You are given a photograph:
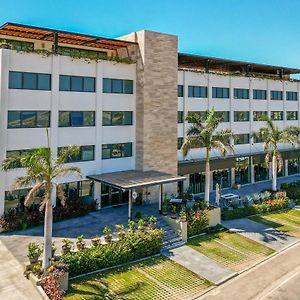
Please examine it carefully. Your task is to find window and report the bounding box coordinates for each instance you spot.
[58,145,95,162]
[59,111,95,127]
[102,111,133,126]
[234,88,249,99]
[7,111,50,128]
[102,143,133,159]
[188,86,208,98]
[103,78,133,94]
[234,111,250,122]
[9,71,51,90]
[212,87,229,98]
[253,135,264,143]
[58,47,107,59]
[287,111,298,120]
[235,134,250,145]
[271,111,283,121]
[1,39,34,51]
[178,111,184,123]
[253,111,268,121]
[177,137,184,150]
[59,75,95,92]
[253,89,267,100]
[270,90,283,100]
[286,91,298,101]
[216,111,230,122]
[178,85,184,97]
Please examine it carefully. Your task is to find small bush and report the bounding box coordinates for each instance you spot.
[222,197,291,220]
[60,228,164,277]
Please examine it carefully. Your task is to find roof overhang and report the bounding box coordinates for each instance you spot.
[87,170,186,190]
[0,22,137,51]
[178,53,300,76]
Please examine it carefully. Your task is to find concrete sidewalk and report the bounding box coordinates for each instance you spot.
[222,218,298,251]
[162,245,236,285]
[197,240,300,300]
[0,240,41,300]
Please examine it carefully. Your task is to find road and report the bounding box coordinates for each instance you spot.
[197,241,300,300]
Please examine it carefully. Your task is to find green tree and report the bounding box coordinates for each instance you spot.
[182,109,233,205]
[1,144,81,270]
[254,115,300,191]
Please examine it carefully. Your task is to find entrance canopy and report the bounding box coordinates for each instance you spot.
[87,170,186,190]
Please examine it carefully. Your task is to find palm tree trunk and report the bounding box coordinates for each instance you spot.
[205,149,210,206]
[42,194,53,271]
[272,154,277,192]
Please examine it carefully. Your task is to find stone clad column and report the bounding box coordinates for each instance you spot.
[119,30,179,196]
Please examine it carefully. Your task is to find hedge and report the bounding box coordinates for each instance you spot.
[221,198,291,220]
[60,228,164,277]
[281,181,300,200]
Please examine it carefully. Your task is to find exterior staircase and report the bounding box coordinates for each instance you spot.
[157,217,185,252]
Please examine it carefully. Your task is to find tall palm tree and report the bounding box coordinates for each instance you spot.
[1,144,81,270]
[182,109,233,205]
[254,115,300,191]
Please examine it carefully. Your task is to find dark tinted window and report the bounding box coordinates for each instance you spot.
[8,111,50,128]
[102,111,133,126]
[9,71,51,90]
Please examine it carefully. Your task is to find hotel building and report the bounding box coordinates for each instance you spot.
[0,22,300,215]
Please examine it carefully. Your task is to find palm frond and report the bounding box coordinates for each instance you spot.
[56,145,81,165]
[182,137,204,157]
[11,176,38,190]
[24,182,45,207]
[1,154,23,171]
[56,183,66,206]
[276,152,283,172]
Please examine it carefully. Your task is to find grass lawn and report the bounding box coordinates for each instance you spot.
[64,256,211,300]
[188,231,274,272]
[249,209,300,238]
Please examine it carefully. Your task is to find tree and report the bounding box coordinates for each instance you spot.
[254,115,300,191]
[182,109,233,205]
[1,144,82,270]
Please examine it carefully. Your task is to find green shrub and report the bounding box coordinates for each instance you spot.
[222,197,291,220]
[187,209,209,237]
[281,181,300,200]
[60,228,164,277]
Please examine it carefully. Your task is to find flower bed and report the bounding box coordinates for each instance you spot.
[221,197,291,220]
[60,228,164,277]
[0,199,96,232]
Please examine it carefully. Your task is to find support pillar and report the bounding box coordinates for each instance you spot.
[159,184,163,214]
[94,182,101,210]
[230,168,235,186]
[250,156,255,183]
[51,186,57,207]
[128,190,132,220]
[285,159,289,177]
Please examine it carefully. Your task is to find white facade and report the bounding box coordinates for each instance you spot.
[0,49,136,215]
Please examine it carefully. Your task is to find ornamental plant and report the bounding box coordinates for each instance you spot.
[27,242,43,264]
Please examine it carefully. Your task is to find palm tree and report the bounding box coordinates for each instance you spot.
[1,144,82,270]
[254,115,300,191]
[182,109,233,205]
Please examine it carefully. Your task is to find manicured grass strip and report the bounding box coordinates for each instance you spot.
[188,231,274,272]
[64,256,211,300]
[249,209,300,237]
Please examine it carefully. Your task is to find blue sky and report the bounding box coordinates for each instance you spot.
[1,0,300,68]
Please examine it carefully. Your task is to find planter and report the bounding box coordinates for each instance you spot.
[57,272,69,291]
[91,237,101,246]
[171,214,177,219]
[162,211,168,216]
[76,242,85,251]
[61,246,72,255]
[104,235,112,243]
[29,257,39,265]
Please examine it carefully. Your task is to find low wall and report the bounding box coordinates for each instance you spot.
[161,207,221,242]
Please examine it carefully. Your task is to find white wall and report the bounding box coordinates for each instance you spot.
[178,70,300,162]
[0,50,136,214]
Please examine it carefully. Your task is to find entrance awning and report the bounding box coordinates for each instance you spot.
[87,170,186,190]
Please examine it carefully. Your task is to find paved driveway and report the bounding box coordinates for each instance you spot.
[222,218,298,251]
